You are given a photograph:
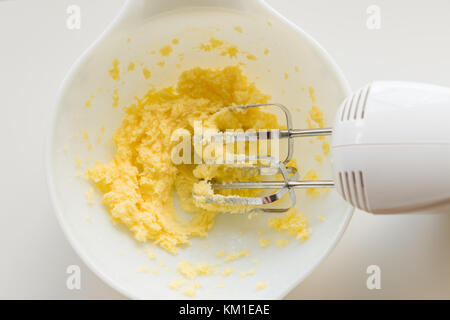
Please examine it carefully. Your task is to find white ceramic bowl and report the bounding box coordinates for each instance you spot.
[47,0,353,299]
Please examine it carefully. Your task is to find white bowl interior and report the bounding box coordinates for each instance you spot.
[48,6,353,299]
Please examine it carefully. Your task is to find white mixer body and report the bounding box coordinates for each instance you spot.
[331,81,450,213]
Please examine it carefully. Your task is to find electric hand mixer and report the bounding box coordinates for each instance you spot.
[194,81,450,214]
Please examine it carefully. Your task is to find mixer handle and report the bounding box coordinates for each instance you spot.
[331,81,450,214]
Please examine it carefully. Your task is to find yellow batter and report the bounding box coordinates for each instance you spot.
[87,66,309,253]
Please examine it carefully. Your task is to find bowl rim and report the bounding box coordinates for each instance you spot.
[45,2,354,300]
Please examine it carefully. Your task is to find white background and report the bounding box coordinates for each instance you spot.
[0,0,449,299]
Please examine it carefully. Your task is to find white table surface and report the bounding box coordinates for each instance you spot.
[0,0,449,299]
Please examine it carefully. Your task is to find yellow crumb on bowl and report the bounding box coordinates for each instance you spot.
[268,209,310,242]
[160,45,173,57]
[248,212,259,219]
[246,54,257,61]
[137,266,148,273]
[224,250,250,262]
[308,86,316,103]
[109,59,120,81]
[85,100,92,108]
[181,286,197,298]
[178,260,197,279]
[169,279,186,290]
[142,67,151,80]
[221,45,239,58]
[243,269,256,277]
[322,141,330,156]
[172,38,179,45]
[303,169,321,198]
[253,259,260,265]
[112,89,119,108]
[199,37,224,52]
[145,248,156,260]
[276,239,289,248]
[314,154,323,163]
[198,38,245,59]
[75,156,83,167]
[309,106,325,128]
[197,262,213,275]
[216,250,226,258]
[127,62,135,71]
[318,215,326,222]
[259,238,270,248]
[221,266,234,276]
[264,48,270,55]
[256,282,268,290]
[234,26,243,33]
